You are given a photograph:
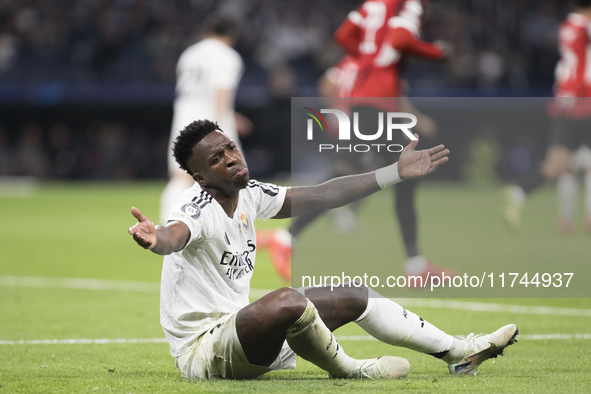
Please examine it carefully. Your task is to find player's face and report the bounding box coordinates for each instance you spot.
[190,131,249,194]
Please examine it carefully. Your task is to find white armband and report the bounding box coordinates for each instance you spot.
[375,162,403,189]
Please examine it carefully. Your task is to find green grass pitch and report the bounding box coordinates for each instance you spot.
[1,181,590,393]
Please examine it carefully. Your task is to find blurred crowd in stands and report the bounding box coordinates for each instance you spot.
[0,0,569,89]
[0,120,169,179]
[0,0,576,180]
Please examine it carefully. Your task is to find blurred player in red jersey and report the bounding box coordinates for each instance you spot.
[335,0,454,280]
[335,0,451,98]
[504,0,591,232]
[271,0,455,284]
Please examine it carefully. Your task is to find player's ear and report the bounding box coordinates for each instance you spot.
[193,172,207,187]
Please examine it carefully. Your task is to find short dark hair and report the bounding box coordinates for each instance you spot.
[203,14,237,38]
[576,0,591,8]
[173,119,221,175]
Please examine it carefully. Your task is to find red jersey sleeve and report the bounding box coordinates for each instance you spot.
[335,10,366,58]
[335,18,361,58]
[389,27,443,59]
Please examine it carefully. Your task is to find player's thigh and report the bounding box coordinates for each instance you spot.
[236,287,306,366]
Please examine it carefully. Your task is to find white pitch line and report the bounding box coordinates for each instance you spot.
[0,338,168,345]
[2,334,591,346]
[338,334,591,341]
[0,275,159,293]
[1,275,591,317]
[390,298,591,317]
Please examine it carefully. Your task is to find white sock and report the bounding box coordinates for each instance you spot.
[356,296,464,358]
[159,176,194,224]
[585,171,591,218]
[557,172,578,221]
[404,255,428,275]
[286,300,360,378]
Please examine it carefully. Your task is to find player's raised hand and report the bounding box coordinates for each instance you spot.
[398,134,449,180]
[129,207,157,250]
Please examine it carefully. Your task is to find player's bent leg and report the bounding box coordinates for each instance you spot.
[236,287,307,367]
[238,286,409,379]
[286,297,409,379]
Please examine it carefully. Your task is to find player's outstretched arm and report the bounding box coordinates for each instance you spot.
[274,134,449,218]
[128,207,190,255]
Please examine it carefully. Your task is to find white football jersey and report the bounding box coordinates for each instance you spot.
[168,38,244,174]
[160,180,286,357]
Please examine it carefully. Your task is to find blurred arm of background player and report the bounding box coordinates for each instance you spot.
[389,27,453,60]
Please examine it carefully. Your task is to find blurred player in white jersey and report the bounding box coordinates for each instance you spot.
[160,15,246,224]
[504,0,591,230]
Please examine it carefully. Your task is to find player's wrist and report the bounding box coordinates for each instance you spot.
[375,162,403,188]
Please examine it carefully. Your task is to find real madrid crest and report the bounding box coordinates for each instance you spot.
[239,213,248,234]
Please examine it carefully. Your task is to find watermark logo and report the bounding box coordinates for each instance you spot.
[303,107,417,153]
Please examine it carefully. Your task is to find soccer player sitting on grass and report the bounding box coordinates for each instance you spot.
[129,119,518,380]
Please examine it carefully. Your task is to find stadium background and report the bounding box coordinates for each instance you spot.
[0,0,569,182]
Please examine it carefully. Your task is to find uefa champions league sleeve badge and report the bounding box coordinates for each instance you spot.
[181,203,201,219]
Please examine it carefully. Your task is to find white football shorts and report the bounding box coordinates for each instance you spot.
[175,312,296,379]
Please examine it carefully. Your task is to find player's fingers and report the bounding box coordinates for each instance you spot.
[132,232,152,249]
[430,148,450,161]
[406,134,419,150]
[128,222,145,236]
[131,207,147,222]
[429,156,449,170]
[427,144,446,155]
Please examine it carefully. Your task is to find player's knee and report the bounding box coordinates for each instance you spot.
[272,287,308,324]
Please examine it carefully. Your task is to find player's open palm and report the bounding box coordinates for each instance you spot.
[129,207,157,250]
[398,134,450,179]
